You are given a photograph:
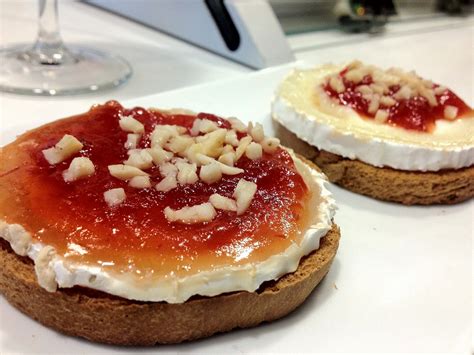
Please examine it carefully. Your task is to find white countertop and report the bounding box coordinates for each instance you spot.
[1,1,473,353]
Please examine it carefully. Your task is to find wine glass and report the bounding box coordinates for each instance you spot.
[0,0,132,96]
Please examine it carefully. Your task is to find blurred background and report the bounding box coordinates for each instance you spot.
[0,0,472,123]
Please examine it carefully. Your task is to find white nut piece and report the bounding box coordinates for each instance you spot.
[200,162,222,184]
[129,175,151,189]
[222,144,235,154]
[108,164,148,180]
[444,105,458,120]
[185,143,205,165]
[165,135,194,155]
[104,188,126,207]
[224,130,239,146]
[261,137,280,154]
[233,179,257,215]
[150,125,187,148]
[380,96,396,107]
[209,193,237,212]
[147,147,173,165]
[159,162,178,178]
[124,133,141,149]
[227,117,247,133]
[329,75,345,93]
[374,109,389,123]
[355,85,372,95]
[155,175,178,192]
[124,149,153,170]
[176,160,198,185]
[345,69,364,84]
[245,142,263,160]
[190,119,219,136]
[196,154,244,175]
[164,202,217,224]
[434,86,447,95]
[393,85,412,101]
[235,136,252,161]
[119,115,144,134]
[199,129,226,158]
[367,95,380,115]
[249,122,264,143]
[62,157,95,182]
[218,152,235,166]
[42,134,83,164]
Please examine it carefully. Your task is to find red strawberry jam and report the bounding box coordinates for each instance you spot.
[0,101,318,280]
[323,68,472,132]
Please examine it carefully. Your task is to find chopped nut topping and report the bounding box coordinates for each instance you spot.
[42,134,83,164]
[345,69,364,84]
[233,179,257,215]
[370,83,387,95]
[159,162,178,178]
[329,76,345,94]
[235,136,252,161]
[147,147,173,165]
[62,157,95,182]
[393,85,412,101]
[124,133,141,149]
[196,154,244,175]
[129,175,151,189]
[150,125,186,148]
[119,115,144,134]
[164,202,216,224]
[198,129,226,158]
[374,109,389,123]
[200,162,222,184]
[209,193,237,212]
[248,122,265,143]
[323,62,457,124]
[420,87,438,107]
[434,86,447,95]
[380,96,396,107]
[155,175,177,192]
[356,85,372,95]
[227,117,247,133]
[101,112,284,215]
[104,188,126,207]
[222,144,235,155]
[224,130,239,146]
[108,164,148,180]
[261,137,280,153]
[124,149,153,170]
[164,135,194,155]
[444,105,458,120]
[367,95,380,115]
[176,160,198,185]
[218,152,235,166]
[190,119,219,136]
[245,142,263,160]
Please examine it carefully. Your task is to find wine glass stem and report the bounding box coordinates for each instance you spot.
[32,0,74,65]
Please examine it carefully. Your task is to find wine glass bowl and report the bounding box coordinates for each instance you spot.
[0,0,132,96]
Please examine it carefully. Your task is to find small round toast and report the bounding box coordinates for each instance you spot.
[0,225,339,345]
[275,122,474,205]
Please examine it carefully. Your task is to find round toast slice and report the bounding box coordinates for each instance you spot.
[275,122,474,205]
[0,225,339,345]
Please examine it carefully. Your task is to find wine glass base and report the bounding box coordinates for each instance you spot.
[0,44,132,96]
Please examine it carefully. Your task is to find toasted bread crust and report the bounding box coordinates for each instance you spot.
[275,122,474,205]
[0,225,339,345]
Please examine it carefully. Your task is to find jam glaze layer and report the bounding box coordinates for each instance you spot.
[323,69,472,132]
[0,102,324,292]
